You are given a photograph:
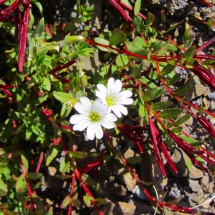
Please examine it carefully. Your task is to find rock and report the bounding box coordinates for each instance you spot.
[201,174,210,193]
[189,179,202,192]
[124,148,134,159]
[207,181,214,194]
[91,201,136,215]
[48,166,57,176]
[168,183,182,199]
[121,172,137,191]
[171,149,188,177]
[185,75,210,100]
[117,202,136,215]
[171,149,204,179]
[191,191,204,204]
[189,164,204,179]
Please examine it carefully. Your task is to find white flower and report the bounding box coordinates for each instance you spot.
[69,97,117,140]
[96,78,133,118]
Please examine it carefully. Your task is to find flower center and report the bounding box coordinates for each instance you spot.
[106,96,115,107]
[89,111,101,123]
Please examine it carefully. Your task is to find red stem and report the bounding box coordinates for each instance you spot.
[117,0,146,20]
[36,152,44,173]
[196,36,215,53]
[20,157,36,210]
[86,38,173,62]
[67,173,76,215]
[18,3,30,72]
[194,55,215,60]
[148,115,166,176]
[109,0,133,27]
[0,0,19,17]
[48,59,77,75]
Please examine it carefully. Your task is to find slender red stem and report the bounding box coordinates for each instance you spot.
[18,2,30,72]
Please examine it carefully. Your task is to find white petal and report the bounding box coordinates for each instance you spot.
[106,113,117,121]
[101,119,115,129]
[97,84,107,95]
[119,90,132,98]
[94,123,103,139]
[120,98,134,105]
[95,91,107,101]
[115,79,122,93]
[111,106,122,118]
[80,97,92,110]
[73,121,90,131]
[117,105,128,115]
[74,102,90,115]
[87,124,96,140]
[93,98,108,116]
[69,114,88,124]
[108,78,115,94]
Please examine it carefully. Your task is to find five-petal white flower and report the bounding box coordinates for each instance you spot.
[69,97,117,140]
[96,78,133,118]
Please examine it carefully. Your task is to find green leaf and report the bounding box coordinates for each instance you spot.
[161,64,175,76]
[83,195,93,207]
[42,77,51,91]
[109,29,126,46]
[179,135,202,147]
[65,35,85,43]
[160,108,183,119]
[21,155,29,173]
[121,0,132,7]
[198,106,204,116]
[131,64,142,78]
[163,20,184,34]
[82,174,104,194]
[46,148,58,166]
[33,18,44,36]
[171,126,183,134]
[16,174,26,192]
[134,0,141,15]
[151,101,172,111]
[95,198,107,205]
[181,45,196,60]
[60,159,71,174]
[31,125,44,137]
[0,148,5,156]
[69,151,88,159]
[174,83,190,96]
[94,38,109,52]
[116,54,129,67]
[186,158,193,170]
[33,1,43,14]
[0,177,8,197]
[132,16,144,32]
[152,40,166,54]
[53,92,75,103]
[139,103,148,126]
[27,173,43,180]
[60,195,70,209]
[175,114,191,126]
[60,102,73,118]
[142,88,163,101]
[166,73,181,84]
